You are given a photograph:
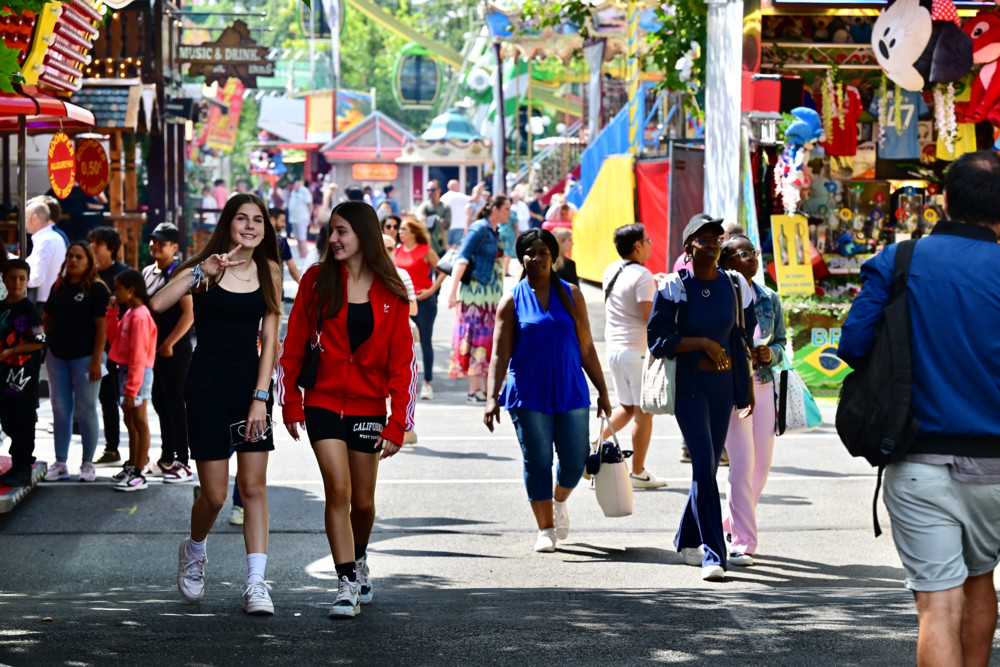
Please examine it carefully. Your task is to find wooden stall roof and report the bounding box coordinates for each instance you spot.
[70,79,159,132]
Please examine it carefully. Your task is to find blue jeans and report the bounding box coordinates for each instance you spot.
[411,296,437,383]
[509,407,590,502]
[46,353,102,463]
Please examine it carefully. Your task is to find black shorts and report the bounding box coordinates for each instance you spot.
[185,367,275,461]
[304,407,386,453]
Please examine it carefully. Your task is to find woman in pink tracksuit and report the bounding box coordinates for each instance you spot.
[719,235,787,566]
[106,269,158,492]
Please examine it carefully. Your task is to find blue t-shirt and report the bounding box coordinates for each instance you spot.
[869,89,928,160]
[503,280,590,414]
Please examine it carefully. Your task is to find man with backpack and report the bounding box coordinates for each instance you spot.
[838,151,1000,667]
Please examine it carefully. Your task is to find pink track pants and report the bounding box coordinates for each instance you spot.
[722,380,776,556]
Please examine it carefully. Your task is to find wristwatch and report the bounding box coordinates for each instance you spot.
[252,389,269,402]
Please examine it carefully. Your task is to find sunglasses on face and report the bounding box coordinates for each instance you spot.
[384,224,398,230]
[692,236,722,247]
[734,249,759,260]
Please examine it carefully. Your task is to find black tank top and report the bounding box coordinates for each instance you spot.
[192,286,266,365]
[347,302,373,353]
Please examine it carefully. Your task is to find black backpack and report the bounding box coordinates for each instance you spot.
[836,238,921,536]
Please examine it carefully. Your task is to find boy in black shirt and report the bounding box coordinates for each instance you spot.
[0,259,46,486]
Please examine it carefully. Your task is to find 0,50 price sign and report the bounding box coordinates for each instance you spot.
[75,138,109,197]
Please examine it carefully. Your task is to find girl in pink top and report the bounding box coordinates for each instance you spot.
[106,269,158,491]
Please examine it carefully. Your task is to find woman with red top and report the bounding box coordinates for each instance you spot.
[278,201,416,620]
[105,269,158,492]
[394,218,445,400]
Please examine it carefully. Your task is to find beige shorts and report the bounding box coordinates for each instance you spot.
[883,461,1000,592]
[607,348,644,408]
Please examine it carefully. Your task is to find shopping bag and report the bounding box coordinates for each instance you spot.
[640,353,676,415]
[774,363,823,436]
[592,418,634,518]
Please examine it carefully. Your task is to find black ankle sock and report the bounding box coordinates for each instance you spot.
[354,544,367,561]
[335,561,357,582]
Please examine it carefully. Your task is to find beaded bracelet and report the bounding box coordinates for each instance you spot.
[190,262,208,288]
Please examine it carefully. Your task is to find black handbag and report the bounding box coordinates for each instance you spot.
[297,312,323,389]
[436,248,474,284]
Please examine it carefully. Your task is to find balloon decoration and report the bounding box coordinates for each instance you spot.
[958,11,1000,127]
[871,0,973,92]
[774,107,825,215]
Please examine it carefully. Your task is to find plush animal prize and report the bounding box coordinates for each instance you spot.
[872,0,973,91]
[775,108,825,215]
[958,11,1000,126]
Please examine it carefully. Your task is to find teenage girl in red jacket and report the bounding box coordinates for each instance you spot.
[278,201,417,619]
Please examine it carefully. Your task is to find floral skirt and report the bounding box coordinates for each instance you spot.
[449,263,503,378]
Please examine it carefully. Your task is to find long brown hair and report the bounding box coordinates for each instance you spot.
[56,241,105,295]
[475,194,510,222]
[400,218,431,246]
[178,193,281,315]
[315,201,410,320]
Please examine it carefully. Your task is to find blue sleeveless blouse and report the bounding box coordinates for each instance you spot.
[502,279,591,414]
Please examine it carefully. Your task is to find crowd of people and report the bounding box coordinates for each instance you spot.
[0,175,791,619]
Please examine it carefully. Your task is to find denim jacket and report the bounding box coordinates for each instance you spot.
[752,281,786,385]
[457,220,500,285]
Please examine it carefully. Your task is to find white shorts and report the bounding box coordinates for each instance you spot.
[607,348,645,408]
[290,219,309,242]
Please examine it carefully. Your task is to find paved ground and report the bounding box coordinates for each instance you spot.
[1,265,996,666]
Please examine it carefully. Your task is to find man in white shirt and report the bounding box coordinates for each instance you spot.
[600,223,666,489]
[510,185,531,234]
[25,198,67,312]
[439,180,470,247]
[286,178,313,259]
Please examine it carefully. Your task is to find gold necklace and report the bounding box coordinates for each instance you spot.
[228,264,254,283]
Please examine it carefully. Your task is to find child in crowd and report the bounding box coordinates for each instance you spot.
[106,270,157,492]
[0,260,46,487]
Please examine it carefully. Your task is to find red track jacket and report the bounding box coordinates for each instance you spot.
[277,264,417,446]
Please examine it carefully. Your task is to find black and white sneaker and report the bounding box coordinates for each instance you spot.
[328,576,361,618]
[356,557,372,604]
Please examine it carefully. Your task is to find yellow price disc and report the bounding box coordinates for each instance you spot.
[924,208,938,223]
[839,208,852,221]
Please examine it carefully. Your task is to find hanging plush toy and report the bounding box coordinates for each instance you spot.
[775,108,825,215]
[957,11,1000,126]
[872,0,974,91]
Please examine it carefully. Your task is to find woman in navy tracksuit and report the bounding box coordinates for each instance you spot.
[647,215,756,581]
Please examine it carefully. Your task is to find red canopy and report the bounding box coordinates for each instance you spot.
[0,86,95,133]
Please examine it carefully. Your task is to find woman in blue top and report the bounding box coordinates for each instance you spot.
[484,229,611,553]
[647,215,756,581]
[719,235,787,567]
[448,195,507,403]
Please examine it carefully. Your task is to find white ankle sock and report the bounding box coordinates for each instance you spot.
[187,538,206,560]
[247,553,267,584]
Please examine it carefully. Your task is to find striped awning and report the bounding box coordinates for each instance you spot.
[0,85,95,132]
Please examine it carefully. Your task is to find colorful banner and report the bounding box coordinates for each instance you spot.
[787,308,852,391]
[47,132,75,199]
[204,79,245,152]
[75,138,109,197]
[770,213,815,296]
[305,89,371,140]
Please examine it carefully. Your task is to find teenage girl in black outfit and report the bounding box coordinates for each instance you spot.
[151,194,282,616]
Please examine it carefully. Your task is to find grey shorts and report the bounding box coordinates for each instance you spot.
[883,461,1000,591]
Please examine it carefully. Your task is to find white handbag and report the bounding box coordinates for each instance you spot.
[774,363,823,435]
[640,354,676,415]
[592,418,634,518]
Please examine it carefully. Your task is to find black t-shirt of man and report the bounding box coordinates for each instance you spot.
[98,260,129,288]
[44,281,111,360]
[0,297,45,400]
[143,261,188,348]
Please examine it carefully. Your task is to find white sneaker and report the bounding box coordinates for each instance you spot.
[534,528,556,553]
[78,462,96,483]
[177,538,207,602]
[630,469,667,489]
[242,580,274,615]
[419,383,434,400]
[729,552,754,567]
[229,506,244,525]
[681,547,703,567]
[43,461,69,482]
[356,557,372,604]
[163,462,194,484]
[553,501,570,541]
[328,576,361,618]
[702,565,726,581]
[144,460,168,478]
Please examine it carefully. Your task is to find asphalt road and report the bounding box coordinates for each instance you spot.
[1,274,994,666]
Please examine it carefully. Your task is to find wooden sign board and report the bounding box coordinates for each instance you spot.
[177,20,274,88]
